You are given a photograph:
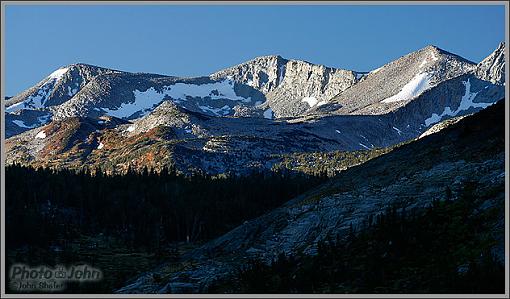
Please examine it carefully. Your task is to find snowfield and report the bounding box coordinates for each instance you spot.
[370,66,383,74]
[302,97,318,107]
[102,80,252,118]
[48,67,69,80]
[12,120,37,129]
[381,72,432,103]
[359,143,370,150]
[199,105,231,116]
[35,131,46,139]
[263,108,273,119]
[11,114,51,129]
[424,79,493,126]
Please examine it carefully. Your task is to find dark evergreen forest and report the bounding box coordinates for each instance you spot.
[5,165,504,294]
[6,164,327,251]
[210,182,505,294]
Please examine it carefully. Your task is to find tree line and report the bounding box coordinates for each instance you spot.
[6,164,328,252]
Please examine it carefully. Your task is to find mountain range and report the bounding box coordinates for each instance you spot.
[4,42,507,294]
[4,42,506,176]
[117,96,506,293]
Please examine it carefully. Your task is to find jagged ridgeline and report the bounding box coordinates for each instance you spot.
[5,43,505,176]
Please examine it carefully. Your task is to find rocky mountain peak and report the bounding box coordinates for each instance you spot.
[248,54,287,63]
[422,44,441,53]
[209,54,360,118]
[68,62,104,68]
[210,55,287,93]
[477,42,505,85]
[5,45,503,141]
[5,63,121,112]
[315,44,478,116]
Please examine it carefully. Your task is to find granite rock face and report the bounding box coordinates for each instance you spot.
[211,55,361,118]
[6,55,360,138]
[476,42,506,85]
[4,43,506,175]
[314,45,478,116]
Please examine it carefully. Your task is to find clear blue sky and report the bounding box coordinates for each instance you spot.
[5,4,506,96]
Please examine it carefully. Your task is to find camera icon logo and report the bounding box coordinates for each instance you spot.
[54,266,67,279]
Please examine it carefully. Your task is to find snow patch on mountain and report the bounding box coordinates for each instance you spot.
[12,120,36,129]
[67,86,79,97]
[370,66,383,74]
[316,100,327,107]
[161,80,251,103]
[199,105,231,115]
[5,102,25,113]
[6,67,70,113]
[263,108,273,119]
[359,143,370,150]
[431,51,439,61]
[278,65,286,83]
[424,79,493,126]
[14,114,50,130]
[103,87,165,118]
[102,80,251,118]
[302,97,318,107]
[6,88,50,112]
[35,131,46,139]
[48,67,69,80]
[381,72,432,103]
